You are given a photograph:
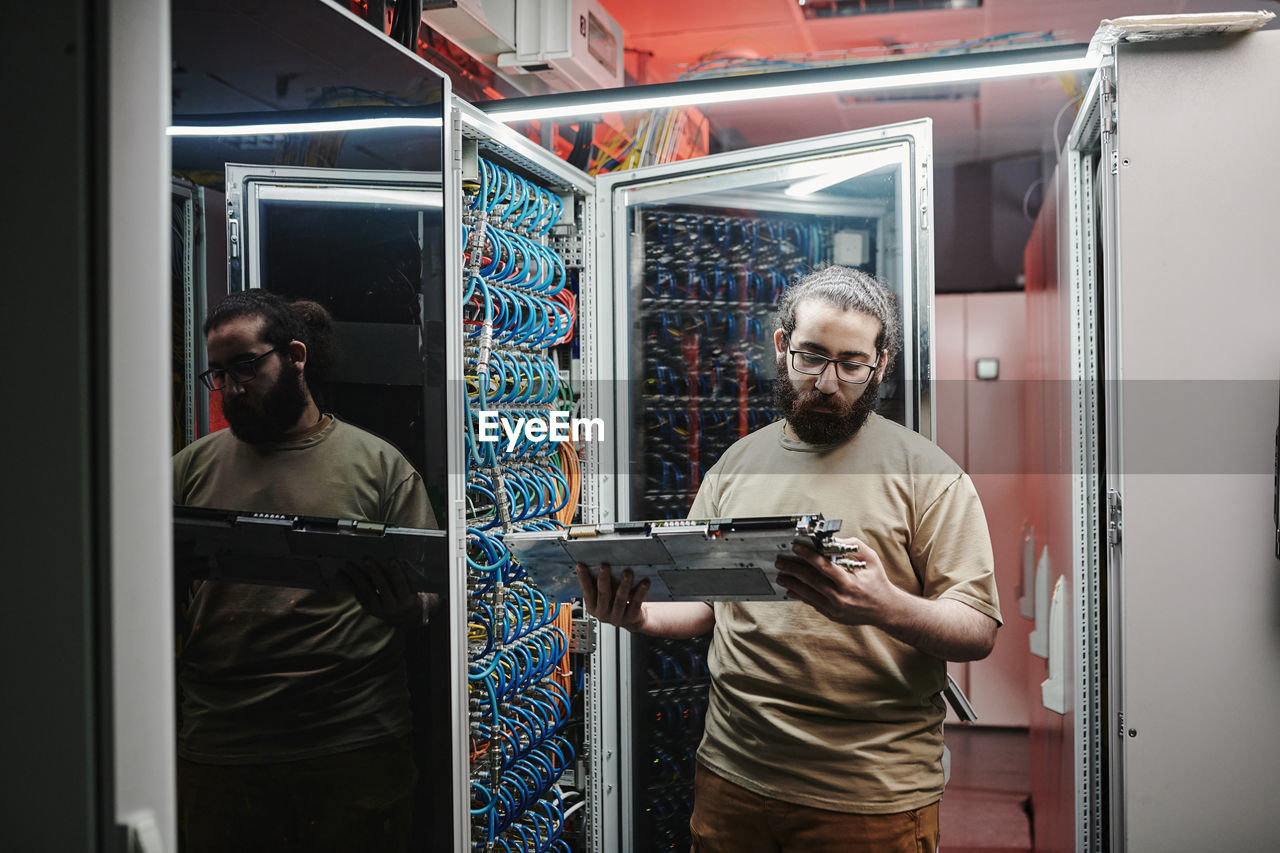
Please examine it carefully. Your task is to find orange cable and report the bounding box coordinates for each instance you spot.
[552,602,574,696]
[555,440,581,526]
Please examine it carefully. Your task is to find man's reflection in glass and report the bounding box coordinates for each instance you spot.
[173,290,437,852]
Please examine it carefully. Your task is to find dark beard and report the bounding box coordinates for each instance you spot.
[772,353,881,446]
[223,361,309,444]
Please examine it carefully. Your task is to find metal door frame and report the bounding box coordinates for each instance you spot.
[224,156,471,849]
[224,165,444,293]
[1065,59,1109,853]
[171,178,207,446]
[453,98,616,852]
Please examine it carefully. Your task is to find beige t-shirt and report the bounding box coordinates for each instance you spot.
[689,414,1000,813]
[172,415,437,763]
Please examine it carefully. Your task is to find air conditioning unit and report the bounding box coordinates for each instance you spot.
[423,0,518,62]
[498,0,624,91]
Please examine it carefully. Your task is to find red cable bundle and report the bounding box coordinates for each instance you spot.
[552,288,577,345]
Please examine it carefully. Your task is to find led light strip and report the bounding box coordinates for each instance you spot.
[167,116,442,136]
[482,48,1094,123]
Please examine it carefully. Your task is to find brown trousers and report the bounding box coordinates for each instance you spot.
[178,736,417,853]
[690,762,940,853]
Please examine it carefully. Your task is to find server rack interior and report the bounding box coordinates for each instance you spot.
[633,207,851,520]
[627,203,889,851]
[627,634,711,852]
[462,147,591,853]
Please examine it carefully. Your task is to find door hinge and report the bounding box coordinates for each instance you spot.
[451,113,464,165]
[1101,66,1118,174]
[1107,488,1123,545]
[1100,66,1116,129]
[919,162,929,231]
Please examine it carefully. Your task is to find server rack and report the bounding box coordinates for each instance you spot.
[1018,27,1280,852]
[444,111,936,852]
[203,167,449,451]
[225,165,448,481]
[452,100,607,853]
[1067,30,1280,852]
[171,8,938,845]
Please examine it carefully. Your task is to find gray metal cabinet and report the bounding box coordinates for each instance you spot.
[1049,28,1280,851]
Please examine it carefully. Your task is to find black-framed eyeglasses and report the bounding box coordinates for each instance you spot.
[198,349,281,391]
[784,334,881,385]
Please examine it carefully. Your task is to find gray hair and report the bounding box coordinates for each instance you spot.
[775,265,902,372]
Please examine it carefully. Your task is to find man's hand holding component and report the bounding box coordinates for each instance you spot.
[777,536,997,661]
[341,556,438,627]
[575,562,650,632]
[775,536,897,628]
[575,562,715,639]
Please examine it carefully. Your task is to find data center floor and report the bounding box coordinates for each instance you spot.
[941,726,1032,852]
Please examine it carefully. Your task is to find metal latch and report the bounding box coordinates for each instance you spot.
[943,673,978,723]
[348,520,388,536]
[1107,489,1123,545]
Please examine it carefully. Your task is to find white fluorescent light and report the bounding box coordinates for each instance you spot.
[256,184,442,208]
[784,148,903,197]
[167,116,442,137]
[486,56,1095,123]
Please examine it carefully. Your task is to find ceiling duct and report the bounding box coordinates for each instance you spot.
[424,0,624,94]
[800,0,982,20]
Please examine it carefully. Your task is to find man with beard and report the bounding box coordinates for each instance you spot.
[172,290,436,853]
[577,266,1000,852]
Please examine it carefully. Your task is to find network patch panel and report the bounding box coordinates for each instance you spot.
[462,155,586,853]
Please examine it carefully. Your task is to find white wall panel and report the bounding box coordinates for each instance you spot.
[1110,31,1280,850]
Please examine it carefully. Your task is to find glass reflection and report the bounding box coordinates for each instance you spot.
[170,1,449,850]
